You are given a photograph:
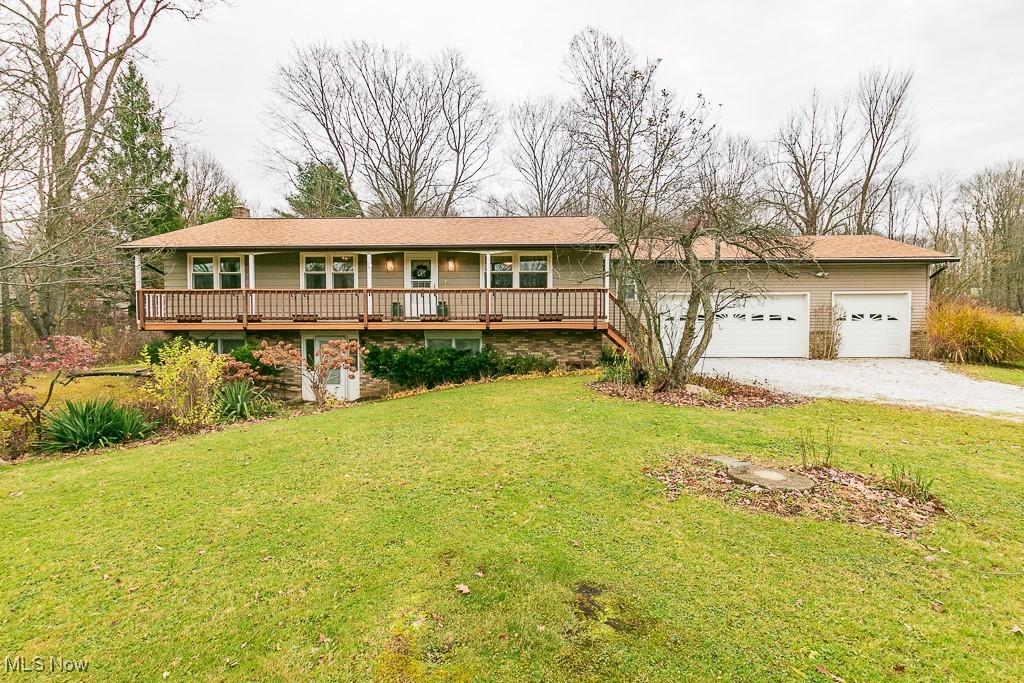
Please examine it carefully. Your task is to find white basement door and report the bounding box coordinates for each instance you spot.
[660,294,809,358]
[834,293,911,358]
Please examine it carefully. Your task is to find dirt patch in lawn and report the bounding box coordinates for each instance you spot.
[590,374,804,410]
[646,456,944,538]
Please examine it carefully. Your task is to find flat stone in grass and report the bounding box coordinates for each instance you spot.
[727,464,816,492]
[708,455,749,468]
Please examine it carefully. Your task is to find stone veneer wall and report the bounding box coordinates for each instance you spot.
[482,330,604,369]
[245,330,302,400]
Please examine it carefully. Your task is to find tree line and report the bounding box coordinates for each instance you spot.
[0,3,1020,367]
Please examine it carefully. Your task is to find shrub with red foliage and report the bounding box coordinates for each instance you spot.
[0,336,99,434]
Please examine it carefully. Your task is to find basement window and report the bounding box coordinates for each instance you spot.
[424,331,482,352]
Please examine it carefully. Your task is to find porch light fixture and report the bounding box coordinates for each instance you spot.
[385,257,395,272]
[447,258,456,271]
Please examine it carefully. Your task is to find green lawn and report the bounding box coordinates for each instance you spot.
[1,377,1022,681]
[951,362,1024,387]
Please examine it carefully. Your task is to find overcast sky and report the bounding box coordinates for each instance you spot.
[142,0,1024,213]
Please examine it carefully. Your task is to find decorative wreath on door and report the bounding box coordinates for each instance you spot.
[412,264,430,279]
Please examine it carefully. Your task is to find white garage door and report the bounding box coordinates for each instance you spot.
[660,294,809,358]
[834,293,911,358]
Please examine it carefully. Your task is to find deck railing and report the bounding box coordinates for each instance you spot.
[137,287,610,327]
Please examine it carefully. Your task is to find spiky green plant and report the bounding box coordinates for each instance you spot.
[41,399,156,452]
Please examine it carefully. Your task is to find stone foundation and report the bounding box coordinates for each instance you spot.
[482,330,603,368]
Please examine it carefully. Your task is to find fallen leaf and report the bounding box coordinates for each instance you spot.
[454,584,470,594]
[893,663,906,673]
[9,491,23,497]
[1012,625,1023,636]
[931,601,944,613]
[815,664,846,682]
[474,570,485,578]
[163,672,170,680]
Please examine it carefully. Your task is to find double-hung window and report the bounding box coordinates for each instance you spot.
[518,255,549,288]
[486,253,551,288]
[190,255,244,289]
[302,254,357,289]
[488,255,514,288]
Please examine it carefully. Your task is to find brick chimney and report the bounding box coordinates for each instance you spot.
[231,203,250,219]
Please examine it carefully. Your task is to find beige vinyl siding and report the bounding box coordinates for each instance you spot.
[639,263,931,331]
[438,252,481,288]
[163,252,188,288]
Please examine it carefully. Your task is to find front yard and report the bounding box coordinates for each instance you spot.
[953,362,1024,387]
[1,376,1022,681]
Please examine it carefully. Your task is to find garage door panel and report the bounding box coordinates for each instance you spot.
[834,293,910,358]
[660,294,809,358]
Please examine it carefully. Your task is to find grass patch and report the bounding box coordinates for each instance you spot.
[951,362,1024,387]
[24,366,145,404]
[1,376,1023,680]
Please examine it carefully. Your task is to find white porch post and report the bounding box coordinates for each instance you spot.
[247,254,256,288]
[366,253,373,315]
[133,253,143,290]
[483,252,491,288]
[134,253,143,326]
[603,251,611,320]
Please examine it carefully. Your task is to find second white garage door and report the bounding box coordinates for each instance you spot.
[834,292,911,358]
[660,293,809,358]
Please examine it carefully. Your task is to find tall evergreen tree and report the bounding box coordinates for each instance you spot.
[276,161,357,218]
[88,62,185,240]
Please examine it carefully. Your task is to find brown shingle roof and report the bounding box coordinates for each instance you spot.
[119,216,616,250]
[120,216,956,262]
[628,234,956,262]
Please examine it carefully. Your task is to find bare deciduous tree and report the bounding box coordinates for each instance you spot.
[767,91,858,235]
[769,68,915,237]
[850,68,915,234]
[0,0,209,337]
[177,146,238,226]
[503,98,580,215]
[566,29,801,390]
[269,41,497,217]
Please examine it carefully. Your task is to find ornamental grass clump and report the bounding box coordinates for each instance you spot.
[926,298,1024,365]
[143,338,226,430]
[41,399,156,452]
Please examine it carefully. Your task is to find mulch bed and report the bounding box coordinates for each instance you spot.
[646,456,944,538]
[590,374,804,410]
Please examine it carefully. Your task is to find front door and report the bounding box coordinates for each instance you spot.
[301,335,360,402]
[405,253,438,318]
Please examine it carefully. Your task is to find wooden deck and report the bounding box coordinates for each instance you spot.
[137,287,614,331]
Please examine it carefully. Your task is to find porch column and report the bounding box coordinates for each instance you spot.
[134,253,143,290]
[247,254,256,288]
[483,252,491,288]
[366,253,373,315]
[134,253,143,327]
[603,251,611,320]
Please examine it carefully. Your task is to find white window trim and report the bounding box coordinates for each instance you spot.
[188,253,246,290]
[299,251,360,290]
[423,330,483,351]
[481,251,553,289]
[403,251,439,289]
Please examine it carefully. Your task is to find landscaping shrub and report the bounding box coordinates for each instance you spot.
[363,345,556,389]
[215,381,276,421]
[0,411,34,460]
[229,342,281,378]
[142,338,226,430]
[141,338,171,365]
[41,399,156,452]
[926,298,1024,365]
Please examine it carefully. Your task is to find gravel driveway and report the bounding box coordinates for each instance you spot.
[696,358,1024,421]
